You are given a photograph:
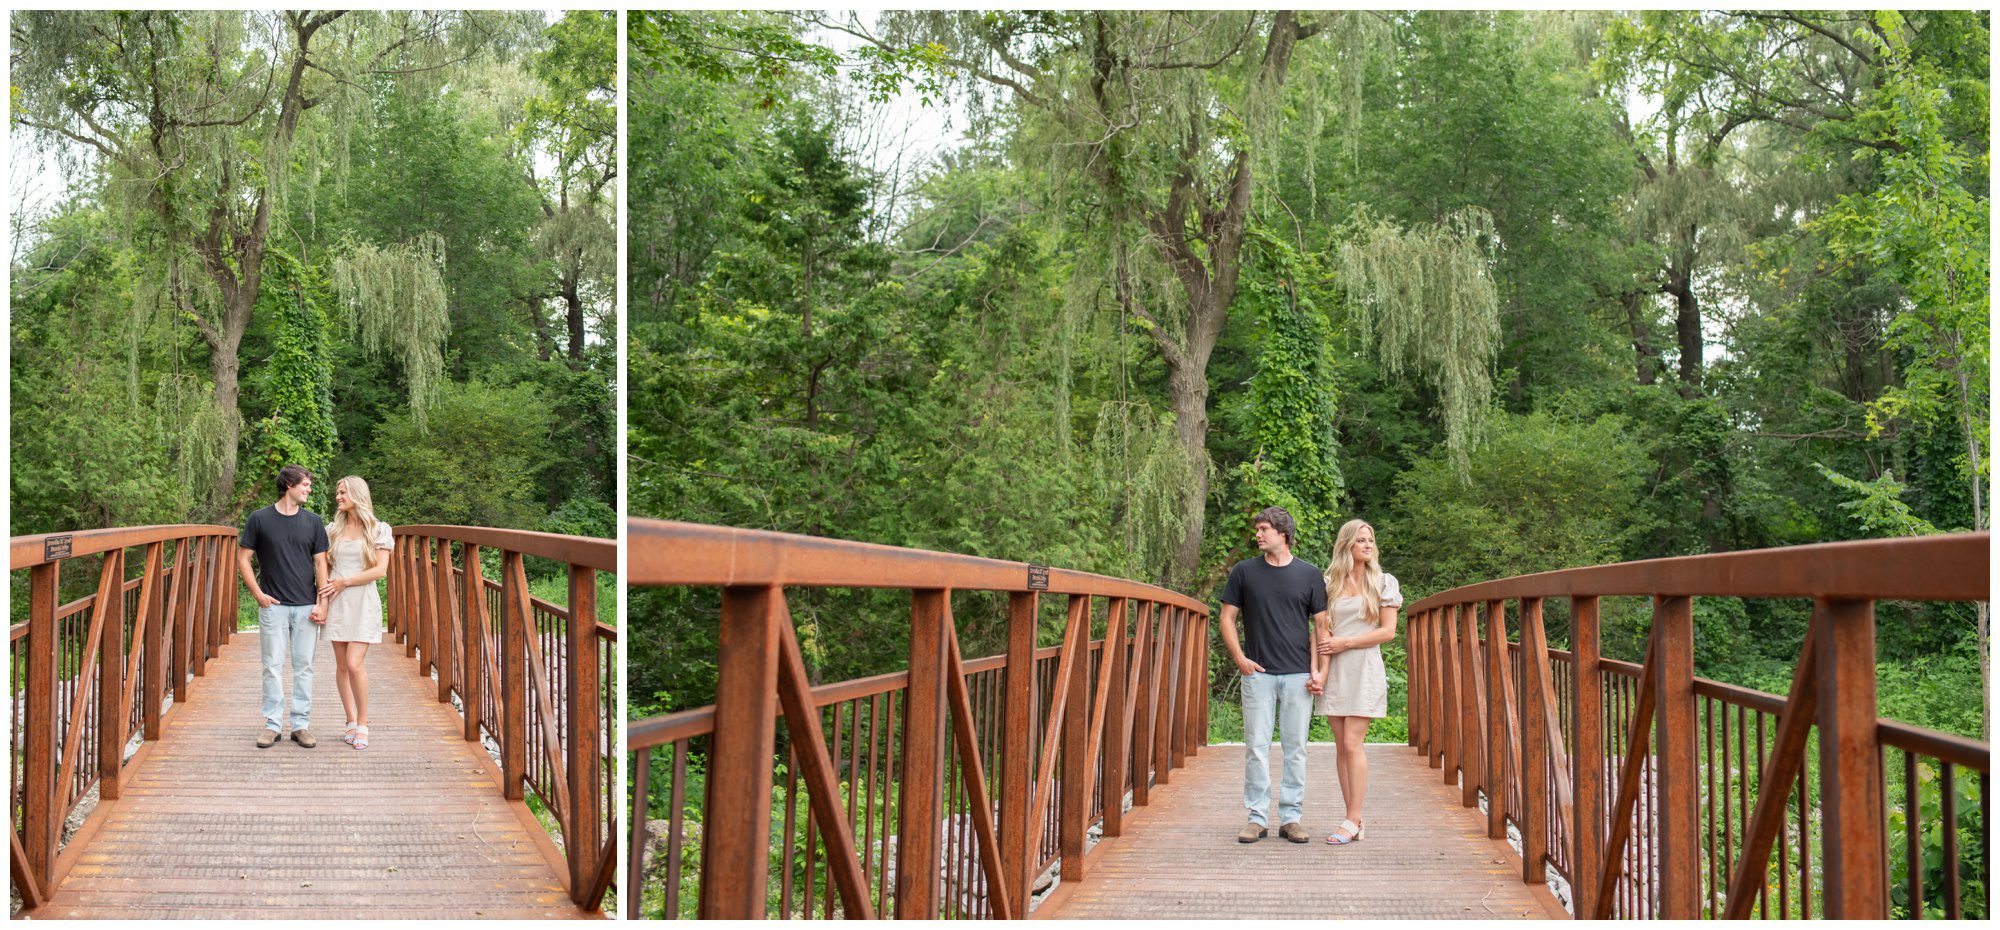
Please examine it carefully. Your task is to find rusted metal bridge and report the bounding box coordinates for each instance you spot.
[627,521,1989,920]
[9,524,617,918]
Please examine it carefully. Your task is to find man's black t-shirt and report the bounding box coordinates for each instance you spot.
[1220,555,1328,676]
[240,505,329,607]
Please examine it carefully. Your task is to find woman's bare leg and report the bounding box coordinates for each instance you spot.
[332,642,357,726]
[1340,716,1372,826]
[1326,714,1350,816]
[344,643,371,727]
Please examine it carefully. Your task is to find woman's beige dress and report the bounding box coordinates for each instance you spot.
[322,521,393,644]
[1313,573,1402,719]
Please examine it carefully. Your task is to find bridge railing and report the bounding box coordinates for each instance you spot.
[1404,533,1989,920]
[9,525,242,908]
[388,526,617,911]
[625,519,1213,919]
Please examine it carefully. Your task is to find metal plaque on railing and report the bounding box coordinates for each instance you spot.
[43,535,71,562]
[1027,564,1049,590]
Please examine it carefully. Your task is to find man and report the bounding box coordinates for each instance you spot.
[237,464,331,748]
[1218,506,1329,843]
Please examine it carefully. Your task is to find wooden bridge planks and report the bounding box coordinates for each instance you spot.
[27,629,585,920]
[1034,744,1567,920]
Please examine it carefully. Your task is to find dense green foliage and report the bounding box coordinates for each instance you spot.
[630,11,1987,763]
[11,11,616,543]
[614,12,1988,918]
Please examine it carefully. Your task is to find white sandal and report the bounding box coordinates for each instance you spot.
[352,725,369,750]
[1326,819,1364,845]
[342,721,358,745]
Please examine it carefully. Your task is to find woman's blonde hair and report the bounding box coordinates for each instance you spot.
[327,476,383,570]
[1326,519,1387,623]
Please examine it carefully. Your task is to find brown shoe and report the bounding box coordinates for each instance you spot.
[256,729,280,748]
[1237,822,1268,843]
[1279,822,1310,843]
[290,728,317,749]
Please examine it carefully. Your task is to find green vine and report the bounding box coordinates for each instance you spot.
[250,246,338,492]
[1234,228,1344,559]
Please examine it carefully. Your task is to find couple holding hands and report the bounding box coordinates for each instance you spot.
[236,465,395,751]
[1220,507,1400,848]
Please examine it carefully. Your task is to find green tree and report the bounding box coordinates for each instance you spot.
[361,380,557,530]
[1329,12,1638,405]
[1387,409,1656,595]
[8,205,184,531]
[337,73,543,378]
[843,11,1330,585]
[524,10,618,369]
[11,11,513,514]
[1816,15,1989,536]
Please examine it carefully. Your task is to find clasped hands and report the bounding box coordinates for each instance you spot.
[1238,634,1352,695]
[255,589,327,624]
[310,577,352,624]
[1308,636,1353,694]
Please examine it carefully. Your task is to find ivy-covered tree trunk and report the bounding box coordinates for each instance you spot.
[194,209,281,513]
[251,253,339,486]
[1234,239,1343,561]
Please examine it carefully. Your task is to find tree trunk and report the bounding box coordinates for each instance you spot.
[1165,346,1213,588]
[1835,301,1884,402]
[564,268,587,369]
[1664,251,1701,396]
[1622,290,1662,385]
[1150,13,1307,588]
[529,299,555,362]
[208,322,245,517]
[198,268,258,520]
[970,10,1312,588]
[193,199,265,518]
[1954,364,1988,741]
[188,13,335,518]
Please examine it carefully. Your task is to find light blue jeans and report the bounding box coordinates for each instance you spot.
[259,604,319,731]
[1241,670,1313,827]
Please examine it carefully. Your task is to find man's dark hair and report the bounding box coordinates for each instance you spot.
[276,464,313,495]
[1252,506,1297,548]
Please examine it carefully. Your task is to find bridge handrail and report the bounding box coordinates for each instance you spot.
[1546,646,1989,769]
[1402,532,1989,921]
[10,524,237,570]
[395,524,615,572]
[386,525,616,911]
[626,519,1213,920]
[9,526,242,909]
[1407,532,1988,610]
[628,519,1208,610]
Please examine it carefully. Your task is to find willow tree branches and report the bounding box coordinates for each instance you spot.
[1337,208,1503,476]
[331,233,452,428]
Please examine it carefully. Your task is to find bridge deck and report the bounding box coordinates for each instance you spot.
[28,631,583,919]
[1036,743,1567,920]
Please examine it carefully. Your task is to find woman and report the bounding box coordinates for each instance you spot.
[316,476,394,750]
[1307,519,1402,846]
